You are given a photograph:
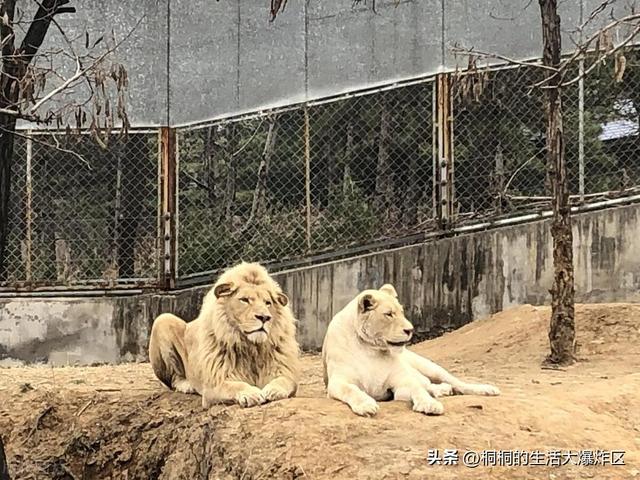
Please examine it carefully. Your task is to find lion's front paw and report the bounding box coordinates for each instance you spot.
[427,383,454,398]
[458,383,501,396]
[412,395,444,415]
[350,396,379,417]
[476,384,501,396]
[236,386,266,408]
[261,383,290,402]
[174,379,196,394]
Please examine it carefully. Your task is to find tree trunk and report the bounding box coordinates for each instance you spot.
[539,0,576,366]
[0,436,10,480]
[0,117,16,282]
[342,122,354,196]
[374,96,394,221]
[203,126,220,209]
[0,0,75,279]
[223,124,238,227]
[117,136,146,278]
[242,118,279,233]
[0,0,18,282]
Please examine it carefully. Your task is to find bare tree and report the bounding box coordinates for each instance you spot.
[0,0,132,279]
[538,0,575,365]
[241,117,279,235]
[374,95,394,221]
[452,1,640,365]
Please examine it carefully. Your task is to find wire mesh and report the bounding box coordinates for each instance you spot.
[453,66,549,218]
[4,48,640,288]
[176,81,435,278]
[580,50,640,197]
[452,56,640,220]
[3,131,160,287]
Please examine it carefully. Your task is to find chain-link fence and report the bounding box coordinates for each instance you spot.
[176,81,435,279]
[175,55,640,282]
[3,49,640,289]
[3,131,160,288]
[452,56,640,220]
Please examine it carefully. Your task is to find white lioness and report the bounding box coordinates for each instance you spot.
[149,262,300,409]
[322,284,500,416]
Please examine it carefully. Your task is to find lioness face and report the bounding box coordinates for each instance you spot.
[356,284,414,351]
[214,282,289,344]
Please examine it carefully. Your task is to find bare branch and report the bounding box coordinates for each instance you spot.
[0,125,91,168]
[575,0,618,34]
[560,27,640,87]
[232,119,264,158]
[0,0,17,61]
[20,0,76,64]
[28,14,143,116]
[503,148,546,194]
[450,45,559,72]
[0,107,45,123]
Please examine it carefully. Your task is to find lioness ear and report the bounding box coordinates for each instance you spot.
[359,293,377,313]
[275,292,289,307]
[213,282,235,298]
[379,284,398,298]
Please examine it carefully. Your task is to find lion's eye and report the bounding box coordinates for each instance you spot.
[265,300,272,306]
[240,297,250,304]
[385,312,393,317]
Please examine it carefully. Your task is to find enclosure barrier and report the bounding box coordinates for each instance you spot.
[4,54,640,290]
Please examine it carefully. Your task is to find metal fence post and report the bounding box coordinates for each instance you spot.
[434,73,455,228]
[159,127,177,289]
[25,131,33,283]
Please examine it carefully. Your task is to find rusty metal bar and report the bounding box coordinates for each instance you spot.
[447,72,455,221]
[435,73,455,228]
[160,127,177,289]
[432,81,438,219]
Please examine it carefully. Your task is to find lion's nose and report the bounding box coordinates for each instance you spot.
[255,314,271,323]
[403,327,414,336]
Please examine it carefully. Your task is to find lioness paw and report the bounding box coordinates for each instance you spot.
[427,383,454,398]
[412,396,444,416]
[475,384,501,396]
[236,386,266,408]
[458,383,501,396]
[261,384,290,402]
[350,397,379,417]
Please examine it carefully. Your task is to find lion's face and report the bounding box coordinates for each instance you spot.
[214,281,289,344]
[355,284,414,351]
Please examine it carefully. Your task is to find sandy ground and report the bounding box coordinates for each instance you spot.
[0,303,639,479]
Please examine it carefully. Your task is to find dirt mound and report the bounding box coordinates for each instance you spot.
[1,303,639,479]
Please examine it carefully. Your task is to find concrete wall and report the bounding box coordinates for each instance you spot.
[15,0,638,128]
[168,0,628,125]
[16,0,168,129]
[2,202,640,364]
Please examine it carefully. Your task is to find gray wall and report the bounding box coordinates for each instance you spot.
[2,202,640,364]
[16,0,168,129]
[16,0,639,128]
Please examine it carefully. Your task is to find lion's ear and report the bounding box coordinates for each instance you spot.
[379,284,398,298]
[359,293,377,313]
[213,282,235,298]
[275,291,289,307]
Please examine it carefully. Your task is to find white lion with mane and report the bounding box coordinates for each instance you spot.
[149,261,300,408]
[322,284,500,416]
